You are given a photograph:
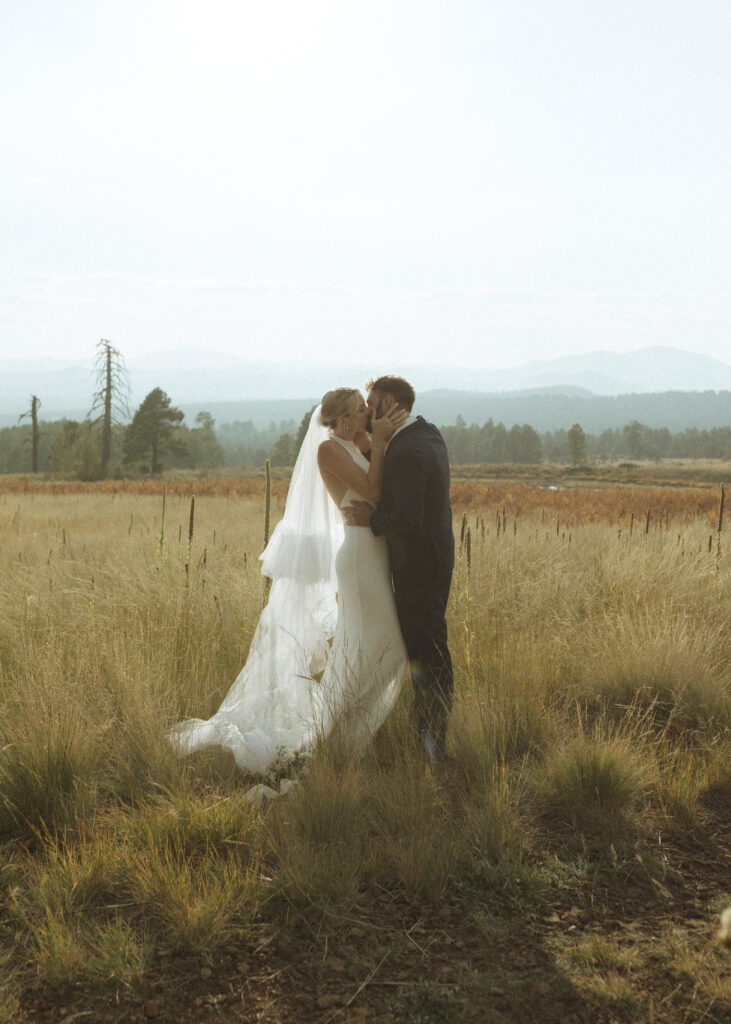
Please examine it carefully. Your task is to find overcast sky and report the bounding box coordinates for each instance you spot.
[2,0,729,371]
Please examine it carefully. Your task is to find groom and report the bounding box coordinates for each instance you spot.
[345,375,455,759]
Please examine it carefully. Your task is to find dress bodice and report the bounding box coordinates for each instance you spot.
[331,436,375,510]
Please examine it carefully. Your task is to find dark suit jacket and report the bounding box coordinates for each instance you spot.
[370,417,454,586]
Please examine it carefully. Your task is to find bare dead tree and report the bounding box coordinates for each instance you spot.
[89,339,130,476]
[18,395,41,472]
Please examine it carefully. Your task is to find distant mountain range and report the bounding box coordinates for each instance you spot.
[476,348,731,395]
[1,346,731,432]
[178,388,731,435]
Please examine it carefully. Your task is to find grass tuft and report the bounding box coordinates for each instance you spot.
[28,913,149,990]
[268,756,370,908]
[0,713,101,842]
[534,726,651,856]
[369,763,464,900]
[575,611,730,733]
[127,836,258,953]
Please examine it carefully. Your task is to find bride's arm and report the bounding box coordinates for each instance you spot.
[317,407,404,502]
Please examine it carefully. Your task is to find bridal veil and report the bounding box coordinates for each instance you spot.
[170,405,345,774]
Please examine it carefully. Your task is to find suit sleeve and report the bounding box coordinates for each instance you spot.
[370,445,426,539]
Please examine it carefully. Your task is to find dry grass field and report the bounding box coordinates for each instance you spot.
[0,477,729,1023]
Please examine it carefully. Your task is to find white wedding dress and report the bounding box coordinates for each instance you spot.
[170,416,406,776]
[312,437,406,749]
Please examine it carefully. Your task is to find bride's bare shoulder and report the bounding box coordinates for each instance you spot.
[318,438,342,463]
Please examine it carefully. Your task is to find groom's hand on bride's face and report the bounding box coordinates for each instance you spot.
[344,501,373,528]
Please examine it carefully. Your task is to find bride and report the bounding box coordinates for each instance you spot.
[170,388,408,775]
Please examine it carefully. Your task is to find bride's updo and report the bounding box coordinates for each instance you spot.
[319,388,359,429]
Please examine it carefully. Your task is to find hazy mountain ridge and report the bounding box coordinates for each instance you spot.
[483,347,731,395]
[174,389,731,435]
[2,346,731,431]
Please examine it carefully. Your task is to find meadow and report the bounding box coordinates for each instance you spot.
[0,477,729,1023]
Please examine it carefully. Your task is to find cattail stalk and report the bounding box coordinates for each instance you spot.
[718,483,726,534]
[158,483,166,557]
[188,495,195,550]
[185,493,195,583]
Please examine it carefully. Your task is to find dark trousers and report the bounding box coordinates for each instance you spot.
[393,576,453,752]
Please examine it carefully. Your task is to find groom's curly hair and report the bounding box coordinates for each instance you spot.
[366,375,415,412]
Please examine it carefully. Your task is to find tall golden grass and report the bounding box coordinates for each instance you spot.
[0,485,729,1016]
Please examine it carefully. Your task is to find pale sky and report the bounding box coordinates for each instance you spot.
[1,0,729,370]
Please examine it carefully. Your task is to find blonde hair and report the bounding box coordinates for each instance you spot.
[319,388,360,429]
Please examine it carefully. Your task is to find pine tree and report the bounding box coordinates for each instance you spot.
[189,411,225,468]
[623,420,644,460]
[270,432,296,466]
[124,388,188,474]
[566,423,587,466]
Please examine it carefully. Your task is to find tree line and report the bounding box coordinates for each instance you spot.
[3,340,731,476]
[440,417,731,465]
[5,407,731,477]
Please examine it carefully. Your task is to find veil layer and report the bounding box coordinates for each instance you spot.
[259,404,343,583]
[170,405,345,774]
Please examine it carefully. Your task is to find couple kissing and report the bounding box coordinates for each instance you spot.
[171,375,454,779]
